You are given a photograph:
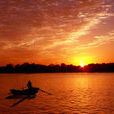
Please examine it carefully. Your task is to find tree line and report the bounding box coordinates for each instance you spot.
[0,63,114,73]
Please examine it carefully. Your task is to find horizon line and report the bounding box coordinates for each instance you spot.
[1,62,114,67]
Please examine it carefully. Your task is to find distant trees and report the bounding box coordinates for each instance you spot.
[0,63,114,73]
[83,63,114,72]
[0,64,14,73]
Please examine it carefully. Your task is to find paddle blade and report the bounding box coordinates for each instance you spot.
[39,89,52,95]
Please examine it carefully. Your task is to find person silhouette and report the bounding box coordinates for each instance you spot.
[27,80,32,89]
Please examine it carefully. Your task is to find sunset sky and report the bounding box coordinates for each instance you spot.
[0,0,114,66]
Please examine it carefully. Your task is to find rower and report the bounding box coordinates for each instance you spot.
[27,80,32,89]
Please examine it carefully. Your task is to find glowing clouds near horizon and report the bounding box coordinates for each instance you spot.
[0,0,114,65]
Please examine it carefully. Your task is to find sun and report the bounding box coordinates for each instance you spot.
[80,63,85,67]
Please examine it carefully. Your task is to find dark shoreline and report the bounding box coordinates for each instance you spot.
[0,63,114,73]
[0,72,114,74]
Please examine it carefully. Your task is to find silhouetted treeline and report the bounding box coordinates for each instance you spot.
[83,63,114,72]
[0,63,114,73]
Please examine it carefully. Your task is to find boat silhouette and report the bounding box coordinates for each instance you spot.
[6,81,52,107]
[10,87,39,95]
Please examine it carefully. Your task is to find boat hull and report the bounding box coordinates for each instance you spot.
[10,88,39,95]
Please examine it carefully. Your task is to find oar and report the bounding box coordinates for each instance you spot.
[39,89,52,95]
[11,96,28,107]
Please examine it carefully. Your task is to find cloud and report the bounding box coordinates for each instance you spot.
[0,0,113,64]
[75,31,114,50]
[88,31,114,46]
[0,0,106,41]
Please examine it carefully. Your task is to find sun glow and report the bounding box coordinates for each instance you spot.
[71,55,94,66]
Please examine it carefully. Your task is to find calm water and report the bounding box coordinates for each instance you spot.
[0,73,114,114]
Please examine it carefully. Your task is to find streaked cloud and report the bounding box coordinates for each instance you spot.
[89,31,114,46]
[0,0,114,65]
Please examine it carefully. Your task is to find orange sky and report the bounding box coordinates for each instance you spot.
[0,0,114,66]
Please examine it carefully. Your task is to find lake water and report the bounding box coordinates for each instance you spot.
[0,73,114,114]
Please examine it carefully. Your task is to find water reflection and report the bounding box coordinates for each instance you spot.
[6,94,36,107]
[76,77,89,88]
[0,73,114,113]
